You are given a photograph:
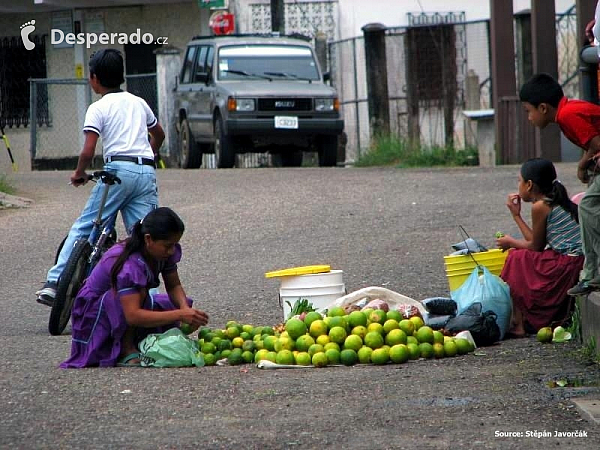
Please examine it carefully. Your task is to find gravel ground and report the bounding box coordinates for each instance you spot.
[1,164,599,449]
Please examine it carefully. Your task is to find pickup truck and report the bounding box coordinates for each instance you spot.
[174,34,344,168]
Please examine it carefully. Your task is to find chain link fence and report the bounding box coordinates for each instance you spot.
[30,75,160,170]
[30,79,93,170]
[329,19,492,163]
[125,73,158,118]
[329,7,579,163]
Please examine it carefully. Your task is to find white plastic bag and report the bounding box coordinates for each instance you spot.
[330,286,428,319]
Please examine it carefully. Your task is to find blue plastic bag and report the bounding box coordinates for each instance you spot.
[450,266,511,340]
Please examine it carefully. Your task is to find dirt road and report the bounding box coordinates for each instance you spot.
[1,164,598,449]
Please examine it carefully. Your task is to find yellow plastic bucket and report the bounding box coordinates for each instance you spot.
[444,249,510,291]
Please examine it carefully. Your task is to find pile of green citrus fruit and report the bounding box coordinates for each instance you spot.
[196,306,475,367]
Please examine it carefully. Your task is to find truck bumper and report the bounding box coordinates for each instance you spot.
[225,118,344,136]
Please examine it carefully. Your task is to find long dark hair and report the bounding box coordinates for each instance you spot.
[521,158,578,222]
[110,207,185,289]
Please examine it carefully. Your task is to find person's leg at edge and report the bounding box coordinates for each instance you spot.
[577,174,600,285]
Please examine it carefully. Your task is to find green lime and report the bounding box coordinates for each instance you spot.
[389,344,410,364]
[202,353,216,366]
[325,348,341,364]
[340,349,358,366]
[357,346,373,364]
[371,347,390,365]
[200,342,216,354]
[285,318,307,340]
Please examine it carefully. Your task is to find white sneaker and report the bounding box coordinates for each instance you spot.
[36,282,57,307]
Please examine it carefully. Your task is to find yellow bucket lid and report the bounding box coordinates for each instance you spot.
[265,264,331,278]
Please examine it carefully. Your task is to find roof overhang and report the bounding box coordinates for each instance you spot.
[0,0,185,13]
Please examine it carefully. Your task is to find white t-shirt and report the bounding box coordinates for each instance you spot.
[83,91,157,160]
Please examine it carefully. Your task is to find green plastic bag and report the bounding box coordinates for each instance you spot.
[139,328,204,368]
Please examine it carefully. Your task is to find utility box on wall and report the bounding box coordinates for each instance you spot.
[463,109,495,167]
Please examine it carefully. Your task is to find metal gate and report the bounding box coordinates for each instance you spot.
[328,6,579,164]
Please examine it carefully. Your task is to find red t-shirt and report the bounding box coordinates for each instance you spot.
[555,96,600,149]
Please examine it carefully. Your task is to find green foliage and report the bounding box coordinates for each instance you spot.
[566,298,581,343]
[354,135,479,168]
[581,337,600,364]
[0,175,15,195]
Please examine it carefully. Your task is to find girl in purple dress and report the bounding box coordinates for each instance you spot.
[60,207,209,368]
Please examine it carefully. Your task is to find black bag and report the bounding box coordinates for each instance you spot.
[444,302,500,346]
[425,314,453,330]
[422,297,457,316]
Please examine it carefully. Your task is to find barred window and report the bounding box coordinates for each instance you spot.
[405,24,458,105]
[0,35,48,128]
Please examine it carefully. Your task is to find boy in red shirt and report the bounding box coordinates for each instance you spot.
[519,73,600,295]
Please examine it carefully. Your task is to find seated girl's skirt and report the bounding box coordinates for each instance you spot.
[500,248,583,331]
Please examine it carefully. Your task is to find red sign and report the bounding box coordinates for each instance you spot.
[210,12,235,35]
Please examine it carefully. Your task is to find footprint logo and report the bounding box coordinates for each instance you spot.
[20,20,36,51]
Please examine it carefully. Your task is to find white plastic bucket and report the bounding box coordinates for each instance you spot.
[279,270,345,320]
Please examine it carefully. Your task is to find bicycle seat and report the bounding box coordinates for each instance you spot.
[92,170,121,185]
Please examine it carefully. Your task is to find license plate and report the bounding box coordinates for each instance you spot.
[274,116,298,129]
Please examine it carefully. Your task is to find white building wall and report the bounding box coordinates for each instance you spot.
[337,0,575,39]
[0,2,208,172]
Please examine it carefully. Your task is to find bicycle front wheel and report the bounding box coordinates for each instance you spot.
[49,240,92,335]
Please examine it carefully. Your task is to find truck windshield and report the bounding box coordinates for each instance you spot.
[218,45,320,81]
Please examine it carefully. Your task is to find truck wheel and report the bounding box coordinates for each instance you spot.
[179,118,202,169]
[214,116,236,168]
[318,135,338,167]
[281,151,303,167]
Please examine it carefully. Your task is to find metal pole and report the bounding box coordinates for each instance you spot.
[576,0,598,100]
[580,45,600,103]
[532,0,561,161]
[30,79,37,161]
[490,0,516,164]
[362,23,390,137]
[352,38,361,158]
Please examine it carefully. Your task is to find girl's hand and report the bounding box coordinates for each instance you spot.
[496,235,513,251]
[506,193,521,217]
[180,308,209,327]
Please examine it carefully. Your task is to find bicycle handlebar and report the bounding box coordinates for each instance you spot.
[73,171,121,185]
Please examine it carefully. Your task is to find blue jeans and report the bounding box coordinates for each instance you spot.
[47,161,158,283]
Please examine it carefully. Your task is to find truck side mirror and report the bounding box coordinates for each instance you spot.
[323,71,331,82]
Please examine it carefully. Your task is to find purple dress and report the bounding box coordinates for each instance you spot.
[60,242,190,368]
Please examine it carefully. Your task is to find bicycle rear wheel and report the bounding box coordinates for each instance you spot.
[49,240,92,335]
[54,236,67,264]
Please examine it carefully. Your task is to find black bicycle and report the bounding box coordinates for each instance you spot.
[49,171,121,335]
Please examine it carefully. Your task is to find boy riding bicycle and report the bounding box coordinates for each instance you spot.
[36,48,165,306]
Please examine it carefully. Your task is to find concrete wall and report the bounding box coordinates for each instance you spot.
[337,0,575,39]
[0,1,208,173]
